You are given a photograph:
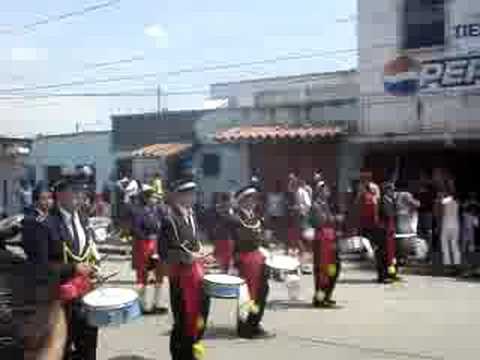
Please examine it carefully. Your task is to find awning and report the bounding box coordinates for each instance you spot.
[214,125,344,143]
[131,143,192,158]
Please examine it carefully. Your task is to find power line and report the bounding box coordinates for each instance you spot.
[0,40,405,95]
[0,48,359,94]
[0,88,209,101]
[1,0,122,35]
[83,55,146,70]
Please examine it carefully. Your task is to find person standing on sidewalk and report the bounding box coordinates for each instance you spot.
[356,171,386,283]
[439,183,461,273]
[161,178,212,360]
[265,180,288,249]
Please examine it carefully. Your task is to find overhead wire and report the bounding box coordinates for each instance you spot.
[1,0,122,35]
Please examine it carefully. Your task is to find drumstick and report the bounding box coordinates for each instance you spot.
[95,271,120,284]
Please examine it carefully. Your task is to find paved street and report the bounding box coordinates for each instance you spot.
[98,258,480,360]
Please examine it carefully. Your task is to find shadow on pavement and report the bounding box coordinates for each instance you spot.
[204,325,238,340]
[338,278,376,285]
[108,356,155,360]
[266,300,313,311]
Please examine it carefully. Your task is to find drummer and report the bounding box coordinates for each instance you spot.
[378,182,401,283]
[228,185,274,339]
[161,177,211,360]
[131,186,168,314]
[209,192,235,272]
[312,182,341,308]
[46,177,100,360]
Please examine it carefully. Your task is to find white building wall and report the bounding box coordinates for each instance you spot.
[29,132,114,193]
[359,0,480,135]
[210,71,359,108]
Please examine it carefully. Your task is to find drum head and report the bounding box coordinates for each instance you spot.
[82,287,138,308]
[204,274,244,285]
[266,255,300,271]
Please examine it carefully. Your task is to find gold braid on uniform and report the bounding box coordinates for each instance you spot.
[167,215,203,256]
[238,217,261,230]
[63,242,98,266]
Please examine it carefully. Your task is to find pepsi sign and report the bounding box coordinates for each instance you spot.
[384,56,421,96]
[420,55,480,89]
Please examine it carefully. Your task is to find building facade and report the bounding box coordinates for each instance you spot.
[28,131,114,194]
[202,71,360,197]
[0,137,31,216]
[356,0,480,192]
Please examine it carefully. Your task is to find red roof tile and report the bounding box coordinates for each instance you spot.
[215,125,343,143]
[132,143,191,157]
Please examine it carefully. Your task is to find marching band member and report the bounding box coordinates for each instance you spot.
[47,178,100,360]
[210,192,235,272]
[378,182,400,283]
[161,178,211,360]
[229,185,274,339]
[312,182,341,308]
[131,186,168,314]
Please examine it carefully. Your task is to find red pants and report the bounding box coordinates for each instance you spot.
[134,239,157,285]
[288,227,306,253]
[214,239,234,272]
[313,227,338,292]
[169,261,207,338]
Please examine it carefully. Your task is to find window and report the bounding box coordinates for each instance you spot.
[403,0,445,49]
[202,153,220,177]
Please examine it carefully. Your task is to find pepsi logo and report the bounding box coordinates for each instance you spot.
[384,56,421,96]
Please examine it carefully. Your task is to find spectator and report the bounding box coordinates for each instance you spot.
[461,192,479,275]
[395,181,421,235]
[265,181,288,247]
[16,179,33,214]
[151,172,164,199]
[417,181,435,258]
[439,183,461,272]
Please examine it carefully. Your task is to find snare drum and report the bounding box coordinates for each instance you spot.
[266,255,300,272]
[81,287,141,328]
[266,255,300,282]
[203,274,245,299]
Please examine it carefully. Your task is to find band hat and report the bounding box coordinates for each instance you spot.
[172,180,197,193]
[235,186,258,201]
[52,177,82,193]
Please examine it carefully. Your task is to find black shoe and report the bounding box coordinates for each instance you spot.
[377,278,393,284]
[252,326,276,339]
[324,298,337,306]
[312,297,322,308]
[154,306,169,315]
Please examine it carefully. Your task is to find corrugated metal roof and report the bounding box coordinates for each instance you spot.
[131,143,192,158]
[215,125,344,143]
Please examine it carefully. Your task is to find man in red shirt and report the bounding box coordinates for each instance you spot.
[357,171,390,283]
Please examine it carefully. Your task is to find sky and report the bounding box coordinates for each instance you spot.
[0,0,357,137]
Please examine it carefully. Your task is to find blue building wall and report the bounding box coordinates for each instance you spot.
[28,131,114,193]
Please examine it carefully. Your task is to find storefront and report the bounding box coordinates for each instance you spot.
[215,125,347,193]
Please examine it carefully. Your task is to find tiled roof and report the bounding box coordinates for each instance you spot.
[131,143,191,158]
[215,125,344,143]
